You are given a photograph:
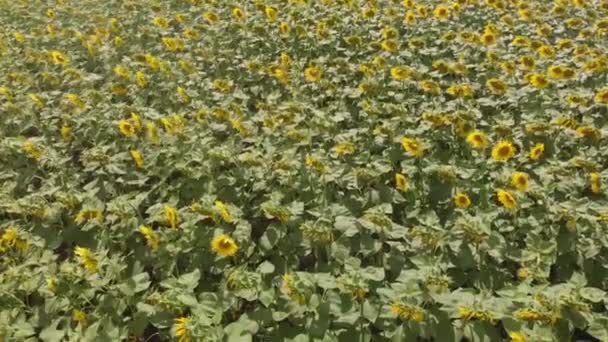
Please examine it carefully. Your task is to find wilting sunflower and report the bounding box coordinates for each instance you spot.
[211,234,238,257]
[496,189,517,209]
[491,141,516,161]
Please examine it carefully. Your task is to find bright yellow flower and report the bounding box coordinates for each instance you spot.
[304,66,322,82]
[203,11,219,25]
[401,137,424,157]
[22,141,43,160]
[60,126,72,141]
[164,206,178,229]
[265,6,278,22]
[232,7,246,20]
[381,39,398,53]
[496,189,517,209]
[529,143,544,160]
[527,73,550,89]
[215,201,232,223]
[334,142,355,156]
[174,317,191,342]
[72,309,86,324]
[509,332,527,342]
[594,89,608,104]
[491,141,516,161]
[135,70,148,88]
[74,209,101,224]
[590,172,601,194]
[118,120,136,137]
[395,173,408,191]
[454,192,471,208]
[390,66,413,80]
[433,5,450,19]
[129,149,144,169]
[74,246,98,272]
[49,50,68,65]
[466,131,489,149]
[138,225,159,250]
[511,172,529,191]
[211,234,238,257]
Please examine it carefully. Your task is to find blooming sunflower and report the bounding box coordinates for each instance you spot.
[390,66,413,80]
[529,143,544,160]
[304,66,322,82]
[401,137,424,157]
[118,120,136,137]
[491,141,516,161]
[174,317,191,342]
[511,172,529,191]
[211,234,238,257]
[74,246,98,272]
[466,131,489,149]
[454,192,471,208]
[395,173,407,191]
[496,189,517,209]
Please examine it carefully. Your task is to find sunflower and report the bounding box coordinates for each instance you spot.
[138,225,159,250]
[491,141,516,161]
[486,78,508,95]
[395,173,408,191]
[466,131,489,149]
[454,192,471,208]
[480,31,496,45]
[509,332,527,342]
[496,189,517,209]
[74,246,98,272]
[304,66,322,82]
[527,73,550,89]
[511,172,529,191]
[590,172,601,194]
[594,89,608,104]
[49,50,68,65]
[390,66,413,80]
[211,234,238,257]
[265,6,278,22]
[232,7,245,20]
[174,317,191,342]
[381,39,398,53]
[529,143,544,160]
[433,5,449,19]
[164,206,178,229]
[118,120,136,137]
[401,137,424,157]
[129,149,144,169]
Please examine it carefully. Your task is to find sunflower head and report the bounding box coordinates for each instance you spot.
[491,141,516,161]
[211,234,239,257]
[466,131,489,149]
[496,189,517,209]
[511,172,529,191]
[454,192,471,208]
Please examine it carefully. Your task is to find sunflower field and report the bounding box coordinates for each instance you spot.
[2,0,608,341]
